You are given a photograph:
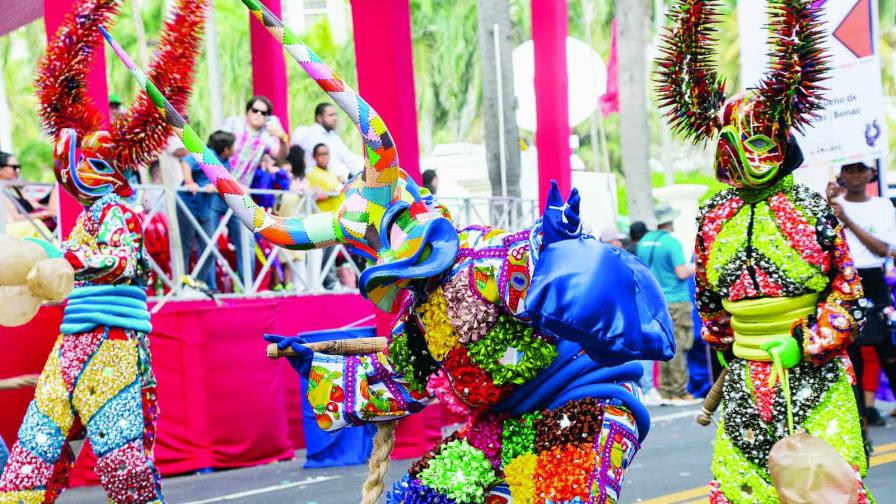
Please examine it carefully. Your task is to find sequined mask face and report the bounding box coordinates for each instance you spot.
[713,95,786,189]
[54,129,132,205]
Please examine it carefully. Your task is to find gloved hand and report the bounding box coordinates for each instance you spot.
[762,336,802,369]
[542,180,582,247]
[264,334,314,377]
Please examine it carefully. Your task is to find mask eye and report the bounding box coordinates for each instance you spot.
[744,135,774,153]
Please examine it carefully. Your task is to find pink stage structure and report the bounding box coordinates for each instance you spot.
[1,0,577,482]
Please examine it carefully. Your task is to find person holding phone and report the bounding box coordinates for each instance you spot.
[216,96,288,287]
[827,161,896,432]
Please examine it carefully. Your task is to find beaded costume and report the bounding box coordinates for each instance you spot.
[103,1,676,502]
[0,1,204,502]
[657,1,871,502]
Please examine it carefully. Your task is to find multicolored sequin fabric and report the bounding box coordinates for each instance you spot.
[0,194,162,503]
[695,175,869,502]
[709,358,872,503]
[387,401,639,504]
[305,225,643,503]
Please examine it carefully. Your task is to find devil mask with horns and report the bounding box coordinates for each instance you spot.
[37,0,206,205]
[655,0,827,188]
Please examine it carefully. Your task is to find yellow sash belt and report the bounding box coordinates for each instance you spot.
[722,293,818,362]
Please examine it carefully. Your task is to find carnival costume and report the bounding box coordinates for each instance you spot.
[0,1,204,502]
[657,1,871,502]
[104,1,675,501]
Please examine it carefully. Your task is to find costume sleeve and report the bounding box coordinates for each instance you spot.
[797,217,865,365]
[64,204,143,284]
[305,350,433,432]
[694,222,733,351]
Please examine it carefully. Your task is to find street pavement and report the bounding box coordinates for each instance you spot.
[58,403,896,503]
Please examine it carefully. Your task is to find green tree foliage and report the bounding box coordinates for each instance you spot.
[1,0,894,187]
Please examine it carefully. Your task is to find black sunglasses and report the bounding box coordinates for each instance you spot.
[2,164,20,170]
[250,107,271,116]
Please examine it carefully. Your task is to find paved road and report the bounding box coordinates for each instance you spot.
[58,403,896,503]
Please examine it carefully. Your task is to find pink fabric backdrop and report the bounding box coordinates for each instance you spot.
[531,0,571,208]
[350,0,422,182]
[249,0,290,131]
[2,294,448,486]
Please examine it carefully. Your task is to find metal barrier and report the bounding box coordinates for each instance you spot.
[1,180,538,301]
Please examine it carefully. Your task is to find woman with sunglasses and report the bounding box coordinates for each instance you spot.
[214,96,289,287]
[1,151,57,237]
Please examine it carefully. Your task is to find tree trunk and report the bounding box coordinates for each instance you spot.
[617,0,655,227]
[476,0,521,201]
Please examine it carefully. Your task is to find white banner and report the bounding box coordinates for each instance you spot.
[738,0,888,193]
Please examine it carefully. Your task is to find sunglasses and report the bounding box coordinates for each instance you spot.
[250,107,271,116]
[2,164,20,170]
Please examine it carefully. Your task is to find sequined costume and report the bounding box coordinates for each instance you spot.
[0,191,160,504]
[0,1,204,502]
[656,1,871,502]
[103,1,675,502]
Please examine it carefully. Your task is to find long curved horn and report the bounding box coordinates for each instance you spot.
[100,26,342,251]
[655,0,727,143]
[241,0,399,206]
[109,0,207,168]
[36,0,121,138]
[755,0,829,135]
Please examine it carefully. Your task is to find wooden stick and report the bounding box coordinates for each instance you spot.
[696,368,728,426]
[266,337,388,359]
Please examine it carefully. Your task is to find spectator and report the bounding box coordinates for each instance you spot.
[175,135,219,290]
[422,169,439,195]
[306,143,343,212]
[276,146,316,291]
[250,153,291,210]
[1,151,56,238]
[109,93,124,123]
[292,102,363,183]
[599,228,626,248]
[206,130,253,291]
[827,161,896,427]
[637,205,699,406]
[625,221,648,255]
[220,95,289,188]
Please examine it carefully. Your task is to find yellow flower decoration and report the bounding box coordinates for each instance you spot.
[504,452,537,504]
[417,288,460,360]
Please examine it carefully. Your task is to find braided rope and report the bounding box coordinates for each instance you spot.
[362,420,398,504]
[0,374,39,390]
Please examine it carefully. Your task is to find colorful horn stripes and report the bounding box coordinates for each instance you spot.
[100,25,341,251]
[241,0,400,208]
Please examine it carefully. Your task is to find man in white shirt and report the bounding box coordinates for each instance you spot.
[291,102,363,183]
[827,160,896,430]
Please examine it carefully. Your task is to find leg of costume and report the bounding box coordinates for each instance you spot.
[710,359,867,503]
[0,329,162,504]
[389,402,639,504]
